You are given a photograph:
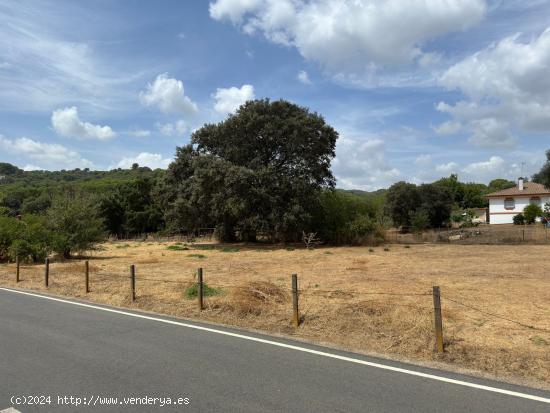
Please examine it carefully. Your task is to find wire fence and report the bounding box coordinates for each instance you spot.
[0,259,548,352]
[387,225,550,245]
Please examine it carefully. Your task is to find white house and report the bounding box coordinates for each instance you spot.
[486,178,550,224]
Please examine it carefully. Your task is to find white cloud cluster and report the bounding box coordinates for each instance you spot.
[0,1,143,113]
[114,152,172,170]
[297,70,311,85]
[332,136,400,190]
[0,135,92,170]
[210,0,486,74]
[157,120,188,137]
[139,74,198,115]
[51,107,116,140]
[437,27,550,147]
[213,84,255,114]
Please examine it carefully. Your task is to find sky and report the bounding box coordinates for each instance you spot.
[1,0,550,190]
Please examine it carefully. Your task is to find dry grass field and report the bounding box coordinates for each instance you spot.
[1,242,549,389]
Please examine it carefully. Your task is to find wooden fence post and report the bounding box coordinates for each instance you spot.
[432,286,444,353]
[85,260,90,294]
[16,256,20,283]
[197,268,204,311]
[292,274,300,327]
[44,258,50,287]
[130,264,136,302]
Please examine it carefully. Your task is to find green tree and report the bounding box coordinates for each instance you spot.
[163,99,338,242]
[47,197,105,258]
[410,209,430,233]
[417,184,453,227]
[99,178,163,236]
[488,178,515,192]
[462,183,488,208]
[533,149,550,188]
[523,204,543,224]
[513,213,525,225]
[385,182,421,227]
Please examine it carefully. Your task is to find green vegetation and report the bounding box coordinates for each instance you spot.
[533,150,550,188]
[160,99,338,243]
[185,282,223,299]
[221,247,240,253]
[166,245,189,251]
[523,204,543,224]
[187,254,206,259]
[513,213,525,225]
[3,106,548,255]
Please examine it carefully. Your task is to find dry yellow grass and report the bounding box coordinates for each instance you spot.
[1,241,549,389]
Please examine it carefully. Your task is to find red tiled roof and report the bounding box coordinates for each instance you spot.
[486,182,550,198]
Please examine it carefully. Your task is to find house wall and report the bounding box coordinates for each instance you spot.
[489,196,550,224]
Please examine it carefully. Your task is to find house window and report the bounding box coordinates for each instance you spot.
[504,198,515,210]
[530,197,541,206]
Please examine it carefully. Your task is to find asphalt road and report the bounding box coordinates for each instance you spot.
[1,288,549,412]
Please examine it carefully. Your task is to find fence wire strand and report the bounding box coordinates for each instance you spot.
[444,296,550,333]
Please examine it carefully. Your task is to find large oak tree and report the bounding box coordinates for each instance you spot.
[162,99,338,242]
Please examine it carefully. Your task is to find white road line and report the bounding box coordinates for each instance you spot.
[2,287,549,405]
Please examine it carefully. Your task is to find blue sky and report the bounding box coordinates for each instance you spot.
[1,0,550,190]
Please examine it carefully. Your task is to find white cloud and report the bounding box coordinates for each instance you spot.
[22,164,42,171]
[0,61,11,69]
[139,73,198,115]
[438,27,550,147]
[433,120,461,136]
[157,120,188,137]
[414,154,432,167]
[435,162,459,174]
[51,107,116,140]
[332,136,400,190]
[297,70,312,85]
[210,0,486,75]
[0,135,92,170]
[114,152,172,170]
[463,156,505,178]
[468,118,516,148]
[127,129,151,138]
[213,84,255,114]
[0,1,144,113]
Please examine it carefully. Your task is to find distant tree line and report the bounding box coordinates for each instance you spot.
[2,99,549,261]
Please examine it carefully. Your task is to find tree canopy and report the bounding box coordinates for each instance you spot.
[533,149,550,188]
[162,99,338,242]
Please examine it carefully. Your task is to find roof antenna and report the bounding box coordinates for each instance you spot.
[520,161,526,178]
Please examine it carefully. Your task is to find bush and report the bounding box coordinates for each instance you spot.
[523,204,543,224]
[513,213,525,225]
[0,215,56,262]
[46,197,105,258]
[185,282,222,298]
[410,209,429,233]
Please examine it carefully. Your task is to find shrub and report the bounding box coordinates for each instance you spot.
[523,204,543,224]
[513,213,525,225]
[187,253,206,259]
[47,197,105,258]
[410,209,429,233]
[166,245,189,251]
[185,282,222,298]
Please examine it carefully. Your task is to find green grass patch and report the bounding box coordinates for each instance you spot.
[194,245,216,251]
[324,251,333,255]
[166,245,189,251]
[187,253,206,259]
[185,283,223,299]
[116,244,130,249]
[369,248,374,252]
[285,247,295,251]
[221,247,240,253]
[404,245,411,249]
[530,336,548,346]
